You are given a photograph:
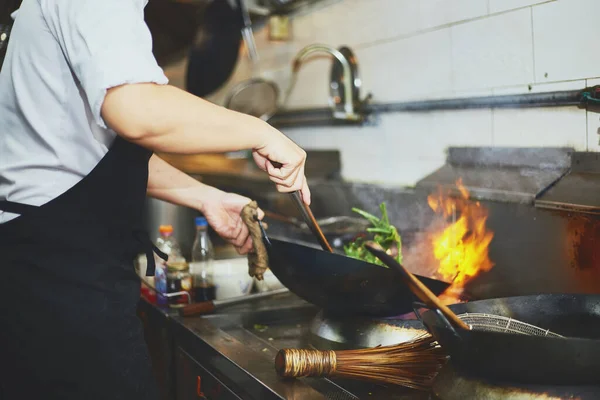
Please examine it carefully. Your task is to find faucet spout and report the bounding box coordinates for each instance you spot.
[290,44,362,121]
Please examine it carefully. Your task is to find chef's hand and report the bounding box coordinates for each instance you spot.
[201,190,264,255]
[252,130,311,205]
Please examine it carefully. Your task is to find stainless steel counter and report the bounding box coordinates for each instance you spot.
[142,293,431,399]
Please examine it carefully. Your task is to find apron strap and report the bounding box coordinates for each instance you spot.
[133,229,168,277]
[0,200,39,215]
[0,200,167,278]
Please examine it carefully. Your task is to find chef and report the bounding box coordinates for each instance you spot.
[0,0,310,399]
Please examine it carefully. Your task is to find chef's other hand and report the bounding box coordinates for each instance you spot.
[201,190,264,255]
[252,130,311,205]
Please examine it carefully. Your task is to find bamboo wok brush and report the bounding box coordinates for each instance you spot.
[275,333,447,390]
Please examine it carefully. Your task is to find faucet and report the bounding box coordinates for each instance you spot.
[289,44,364,121]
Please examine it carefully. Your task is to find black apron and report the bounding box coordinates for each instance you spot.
[0,136,166,400]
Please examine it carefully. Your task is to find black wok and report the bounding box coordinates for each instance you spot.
[419,293,600,385]
[262,233,450,317]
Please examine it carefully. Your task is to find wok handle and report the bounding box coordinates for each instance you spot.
[413,301,463,341]
[412,301,426,323]
[257,219,271,247]
[365,242,470,331]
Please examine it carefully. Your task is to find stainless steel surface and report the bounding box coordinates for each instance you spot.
[170,292,432,399]
[433,363,600,400]
[329,46,362,119]
[224,78,280,120]
[289,44,363,121]
[264,212,369,236]
[416,147,571,204]
[458,312,562,337]
[535,152,600,214]
[309,310,428,348]
[297,216,370,235]
[147,289,599,399]
[213,287,289,306]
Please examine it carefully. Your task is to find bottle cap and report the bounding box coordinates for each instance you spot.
[159,225,174,235]
[195,217,208,227]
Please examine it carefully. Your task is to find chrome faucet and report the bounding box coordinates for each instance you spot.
[288,44,364,121]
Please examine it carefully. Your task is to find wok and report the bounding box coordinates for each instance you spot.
[261,231,449,317]
[419,293,600,385]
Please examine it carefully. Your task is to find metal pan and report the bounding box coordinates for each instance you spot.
[259,228,450,317]
[264,210,371,236]
[419,293,600,385]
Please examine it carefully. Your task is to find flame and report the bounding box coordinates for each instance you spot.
[427,179,494,302]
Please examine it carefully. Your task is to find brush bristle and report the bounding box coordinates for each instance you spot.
[276,334,447,391]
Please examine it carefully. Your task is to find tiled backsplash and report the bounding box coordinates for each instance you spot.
[164,0,600,186]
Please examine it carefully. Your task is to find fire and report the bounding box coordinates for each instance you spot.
[427,179,494,302]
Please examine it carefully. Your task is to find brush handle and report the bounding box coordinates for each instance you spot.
[365,242,470,331]
[275,349,337,378]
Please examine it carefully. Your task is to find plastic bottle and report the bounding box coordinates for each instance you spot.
[190,217,216,302]
[154,225,185,305]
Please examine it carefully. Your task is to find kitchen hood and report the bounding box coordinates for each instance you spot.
[535,152,600,215]
[415,147,572,204]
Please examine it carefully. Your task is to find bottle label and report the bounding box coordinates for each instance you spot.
[155,257,168,306]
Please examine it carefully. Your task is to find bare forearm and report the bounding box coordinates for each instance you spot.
[102,82,311,205]
[102,84,274,154]
[147,154,220,212]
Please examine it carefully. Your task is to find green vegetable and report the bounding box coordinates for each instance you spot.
[253,324,268,332]
[343,203,402,267]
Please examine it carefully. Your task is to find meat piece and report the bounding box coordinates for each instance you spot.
[241,201,269,280]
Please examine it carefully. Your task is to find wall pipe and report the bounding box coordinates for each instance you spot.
[268,86,600,129]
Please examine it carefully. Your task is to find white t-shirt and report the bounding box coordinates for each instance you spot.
[0,0,169,223]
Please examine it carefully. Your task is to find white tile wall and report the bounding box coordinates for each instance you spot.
[357,28,453,102]
[311,0,420,47]
[491,80,586,96]
[489,0,554,14]
[492,107,587,149]
[285,109,493,185]
[170,0,600,186]
[451,8,534,91]
[419,0,488,30]
[533,0,600,83]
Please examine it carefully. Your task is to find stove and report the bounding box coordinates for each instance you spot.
[166,292,600,400]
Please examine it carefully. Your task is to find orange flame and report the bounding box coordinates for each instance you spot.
[427,179,494,302]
